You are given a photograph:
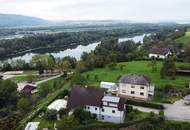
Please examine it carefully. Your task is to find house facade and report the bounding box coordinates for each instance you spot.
[149,48,172,59]
[67,86,125,123]
[118,74,154,101]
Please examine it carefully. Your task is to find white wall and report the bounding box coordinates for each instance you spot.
[149,54,166,59]
[85,105,100,115]
[118,83,149,100]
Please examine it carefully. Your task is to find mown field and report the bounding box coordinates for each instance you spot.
[83,61,190,89]
[176,28,190,44]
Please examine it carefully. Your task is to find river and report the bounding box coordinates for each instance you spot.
[9,34,149,62]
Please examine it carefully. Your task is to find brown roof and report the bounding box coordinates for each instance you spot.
[150,48,171,55]
[119,74,151,86]
[21,85,36,94]
[67,86,105,110]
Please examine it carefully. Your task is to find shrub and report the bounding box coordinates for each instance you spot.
[43,109,57,120]
[73,108,93,124]
[126,100,164,110]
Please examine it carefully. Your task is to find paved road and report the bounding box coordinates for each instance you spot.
[132,99,190,122]
[36,74,63,85]
[164,99,190,122]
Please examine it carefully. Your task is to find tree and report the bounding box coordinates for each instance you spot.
[107,62,117,70]
[75,61,87,73]
[149,59,157,72]
[56,116,78,130]
[0,79,18,109]
[38,84,51,97]
[160,57,176,79]
[71,73,87,86]
[73,108,92,124]
[57,60,71,76]
[44,109,57,120]
[17,97,31,113]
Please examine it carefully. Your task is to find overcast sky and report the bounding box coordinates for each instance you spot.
[0,0,189,22]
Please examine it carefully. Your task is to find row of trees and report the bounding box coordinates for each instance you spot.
[0,55,77,74]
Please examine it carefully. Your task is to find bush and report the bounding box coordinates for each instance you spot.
[73,108,93,124]
[43,109,57,120]
[126,100,164,110]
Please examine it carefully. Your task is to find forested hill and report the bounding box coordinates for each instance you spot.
[0,14,50,27]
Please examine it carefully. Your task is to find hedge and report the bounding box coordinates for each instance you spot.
[126,100,164,110]
[67,117,159,130]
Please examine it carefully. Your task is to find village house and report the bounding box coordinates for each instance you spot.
[118,74,154,101]
[149,47,172,59]
[67,86,126,123]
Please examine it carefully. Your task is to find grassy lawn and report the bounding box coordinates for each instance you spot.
[176,28,190,44]
[125,111,151,122]
[83,61,190,89]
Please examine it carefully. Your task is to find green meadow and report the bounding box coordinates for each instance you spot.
[83,61,190,89]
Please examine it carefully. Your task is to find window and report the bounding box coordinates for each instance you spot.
[102,109,104,112]
[122,89,126,93]
[112,110,115,113]
[87,106,90,109]
[95,107,97,110]
[140,86,144,89]
[140,92,144,96]
[84,106,86,109]
[131,85,135,88]
[102,115,104,120]
[131,91,135,94]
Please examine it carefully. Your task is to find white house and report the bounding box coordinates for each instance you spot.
[149,48,172,59]
[67,86,125,123]
[118,74,155,101]
[25,122,40,130]
[100,96,125,123]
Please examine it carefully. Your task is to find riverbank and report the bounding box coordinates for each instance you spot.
[2,33,149,62]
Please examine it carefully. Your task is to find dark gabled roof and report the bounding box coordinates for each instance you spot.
[119,74,151,86]
[21,85,36,94]
[150,48,171,55]
[67,86,105,110]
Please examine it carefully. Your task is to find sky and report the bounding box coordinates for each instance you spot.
[0,0,189,22]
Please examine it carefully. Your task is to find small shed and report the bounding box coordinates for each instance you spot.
[100,81,116,89]
[48,99,67,111]
[25,122,40,130]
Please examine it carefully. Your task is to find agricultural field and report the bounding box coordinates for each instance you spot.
[83,61,190,89]
[176,28,190,44]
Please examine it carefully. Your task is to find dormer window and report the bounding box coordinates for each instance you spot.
[131,85,135,88]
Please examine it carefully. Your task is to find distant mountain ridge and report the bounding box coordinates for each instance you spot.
[0,14,50,27]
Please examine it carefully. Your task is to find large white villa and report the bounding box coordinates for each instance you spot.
[118,74,155,101]
[67,86,126,123]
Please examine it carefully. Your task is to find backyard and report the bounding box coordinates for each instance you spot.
[83,61,190,89]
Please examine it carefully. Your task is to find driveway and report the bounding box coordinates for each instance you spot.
[131,99,190,122]
[164,99,190,121]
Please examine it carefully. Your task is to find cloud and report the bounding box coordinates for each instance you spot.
[0,0,189,22]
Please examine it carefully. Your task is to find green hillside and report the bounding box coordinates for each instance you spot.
[176,28,190,44]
